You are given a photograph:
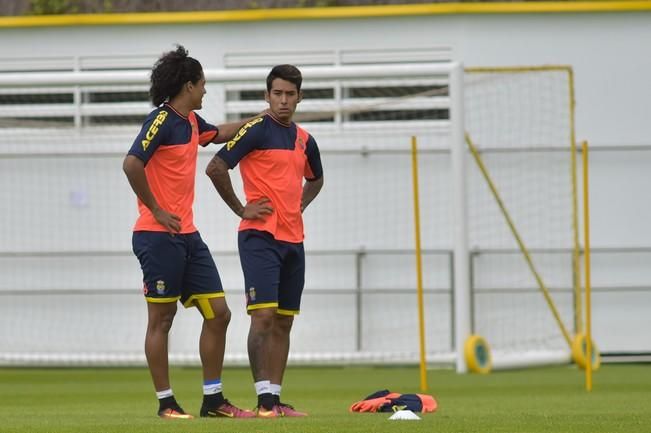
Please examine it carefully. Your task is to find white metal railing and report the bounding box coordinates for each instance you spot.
[0,63,456,131]
[0,63,457,87]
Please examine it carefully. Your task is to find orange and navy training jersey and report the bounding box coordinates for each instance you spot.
[217,113,323,243]
[127,104,218,233]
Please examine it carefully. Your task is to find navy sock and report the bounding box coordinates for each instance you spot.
[257,393,274,410]
[158,396,182,412]
[202,392,225,408]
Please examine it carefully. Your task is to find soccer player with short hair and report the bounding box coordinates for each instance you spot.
[123,45,255,420]
[206,64,324,417]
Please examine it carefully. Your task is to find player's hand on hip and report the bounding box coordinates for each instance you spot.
[241,198,273,220]
[152,207,182,233]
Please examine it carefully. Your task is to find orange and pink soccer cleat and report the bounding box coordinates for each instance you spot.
[200,400,256,418]
[278,402,308,417]
[158,407,194,420]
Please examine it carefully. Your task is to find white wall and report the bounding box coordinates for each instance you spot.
[2,13,650,139]
[2,11,650,246]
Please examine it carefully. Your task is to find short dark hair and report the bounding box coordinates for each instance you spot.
[149,45,203,107]
[266,64,302,92]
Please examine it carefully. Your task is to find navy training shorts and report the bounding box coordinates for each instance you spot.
[238,229,305,315]
[132,231,224,307]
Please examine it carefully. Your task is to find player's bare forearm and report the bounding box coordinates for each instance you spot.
[123,155,181,232]
[206,156,274,220]
[123,155,161,213]
[301,176,324,212]
[206,156,246,217]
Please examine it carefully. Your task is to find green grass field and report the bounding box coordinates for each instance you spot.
[1,364,649,433]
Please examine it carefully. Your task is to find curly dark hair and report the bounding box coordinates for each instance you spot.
[149,45,203,107]
[266,64,302,92]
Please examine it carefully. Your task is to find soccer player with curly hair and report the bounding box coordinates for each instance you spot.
[123,45,255,420]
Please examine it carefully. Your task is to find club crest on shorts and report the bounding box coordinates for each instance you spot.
[156,280,166,295]
[248,287,256,301]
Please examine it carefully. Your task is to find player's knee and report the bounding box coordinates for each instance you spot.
[199,297,231,325]
[223,306,232,325]
[274,315,294,334]
[149,309,176,334]
[209,304,231,328]
[250,308,275,330]
[160,316,175,333]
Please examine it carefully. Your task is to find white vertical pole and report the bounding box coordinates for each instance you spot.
[334,49,343,130]
[449,62,471,373]
[73,56,82,130]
